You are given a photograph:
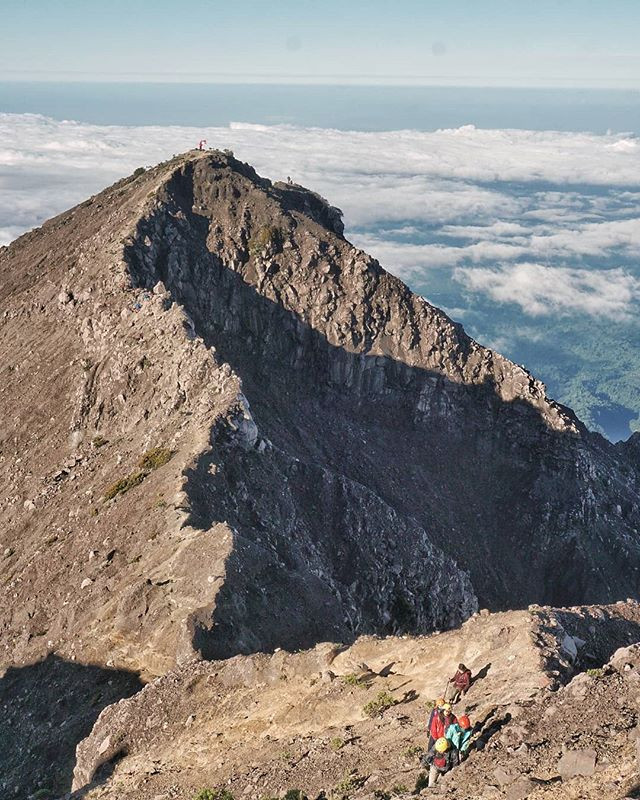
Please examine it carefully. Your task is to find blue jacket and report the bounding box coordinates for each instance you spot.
[446,722,472,753]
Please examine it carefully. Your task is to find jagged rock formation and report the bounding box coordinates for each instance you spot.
[1,150,640,686]
[124,152,640,618]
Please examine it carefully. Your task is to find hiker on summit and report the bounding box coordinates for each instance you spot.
[423,737,455,788]
[445,662,472,703]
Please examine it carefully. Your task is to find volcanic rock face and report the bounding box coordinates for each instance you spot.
[125,153,640,613]
[0,150,639,683]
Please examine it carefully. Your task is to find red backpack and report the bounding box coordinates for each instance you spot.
[433,753,448,770]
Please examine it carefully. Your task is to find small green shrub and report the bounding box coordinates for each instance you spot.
[586,667,604,678]
[103,470,146,501]
[92,435,108,448]
[390,785,408,796]
[249,225,282,257]
[132,167,146,178]
[282,791,307,800]
[363,690,398,718]
[342,673,365,688]
[330,736,345,751]
[332,771,366,799]
[139,446,173,471]
[193,790,234,800]
[403,744,424,760]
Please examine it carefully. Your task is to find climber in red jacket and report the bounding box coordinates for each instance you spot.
[446,663,472,703]
[429,703,457,746]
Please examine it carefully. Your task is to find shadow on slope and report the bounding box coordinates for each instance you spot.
[0,655,142,798]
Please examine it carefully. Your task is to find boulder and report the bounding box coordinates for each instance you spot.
[504,777,536,800]
[558,748,597,779]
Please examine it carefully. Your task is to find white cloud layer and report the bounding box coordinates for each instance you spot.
[1,113,639,322]
[454,263,640,318]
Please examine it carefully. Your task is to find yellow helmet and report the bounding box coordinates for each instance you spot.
[435,737,449,753]
[441,703,452,712]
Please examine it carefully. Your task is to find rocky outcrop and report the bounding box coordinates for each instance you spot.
[125,151,640,619]
[0,152,475,686]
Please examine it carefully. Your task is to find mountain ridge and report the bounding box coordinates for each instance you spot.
[1,149,639,687]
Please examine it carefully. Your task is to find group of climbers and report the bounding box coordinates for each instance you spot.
[423,663,474,788]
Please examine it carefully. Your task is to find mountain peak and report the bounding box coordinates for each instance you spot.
[0,152,638,684]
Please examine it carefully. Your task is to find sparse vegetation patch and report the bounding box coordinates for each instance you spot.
[139,446,174,470]
[332,771,367,800]
[103,470,146,501]
[103,446,174,502]
[193,790,234,800]
[586,667,604,677]
[363,690,398,718]
[403,744,424,760]
[249,225,282,257]
[342,673,365,688]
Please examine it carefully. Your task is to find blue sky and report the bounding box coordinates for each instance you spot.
[1,0,639,87]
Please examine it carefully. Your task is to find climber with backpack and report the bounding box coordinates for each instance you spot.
[422,737,455,788]
[445,713,473,762]
[428,702,457,749]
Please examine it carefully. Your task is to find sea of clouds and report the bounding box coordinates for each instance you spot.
[1,112,639,321]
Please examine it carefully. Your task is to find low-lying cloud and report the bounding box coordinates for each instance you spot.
[454,263,640,318]
[1,113,639,323]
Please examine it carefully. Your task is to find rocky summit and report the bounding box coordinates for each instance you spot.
[1,150,640,799]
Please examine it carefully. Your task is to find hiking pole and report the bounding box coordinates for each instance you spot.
[443,679,450,701]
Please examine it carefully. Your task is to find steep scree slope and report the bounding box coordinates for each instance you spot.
[0,151,472,686]
[70,602,640,800]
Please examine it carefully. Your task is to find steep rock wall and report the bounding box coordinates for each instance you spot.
[125,153,640,613]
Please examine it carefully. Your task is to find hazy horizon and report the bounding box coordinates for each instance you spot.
[2,0,640,88]
[2,82,640,133]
